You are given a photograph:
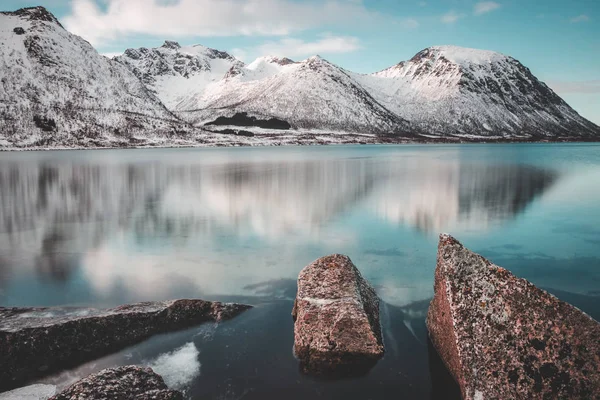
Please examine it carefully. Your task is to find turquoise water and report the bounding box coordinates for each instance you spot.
[1,143,599,398]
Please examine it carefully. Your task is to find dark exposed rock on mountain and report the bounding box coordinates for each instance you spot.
[292,254,384,376]
[427,234,600,399]
[7,5,63,27]
[205,112,291,130]
[49,366,182,400]
[0,299,252,391]
[269,57,296,66]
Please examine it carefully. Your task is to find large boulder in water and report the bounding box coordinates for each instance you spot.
[0,299,251,391]
[49,365,182,400]
[427,234,600,399]
[292,254,384,376]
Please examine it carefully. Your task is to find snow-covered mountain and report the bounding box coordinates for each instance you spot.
[116,48,411,135]
[357,46,598,138]
[118,42,599,140]
[199,55,412,134]
[0,7,192,148]
[1,6,598,148]
[113,41,243,110]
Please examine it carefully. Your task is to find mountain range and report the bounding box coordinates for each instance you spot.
[0,6,598,149]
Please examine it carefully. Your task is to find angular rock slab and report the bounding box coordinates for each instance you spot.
[427,234,600,399]
[49,365,182,400]
[292,254,384,376]
[0,299,251,391]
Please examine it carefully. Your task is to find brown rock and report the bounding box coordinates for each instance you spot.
[0,299,251,391]
[292,254,384,376]
[427,234,600,399]
[49,365,182,400]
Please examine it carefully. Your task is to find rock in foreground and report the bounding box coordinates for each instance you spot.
[292,254,384,376]
[49,366,182,400]
[427,234,600,399]
[0,299,251,391]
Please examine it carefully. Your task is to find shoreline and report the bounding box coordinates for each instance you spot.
[2,135,599,152]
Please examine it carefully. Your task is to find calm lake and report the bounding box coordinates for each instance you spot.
[1,143,599,399]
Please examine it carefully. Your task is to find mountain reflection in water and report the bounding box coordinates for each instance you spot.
[0,150,555,295]
[2,144,600,400]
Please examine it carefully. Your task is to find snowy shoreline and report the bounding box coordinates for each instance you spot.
[1,132,597,152]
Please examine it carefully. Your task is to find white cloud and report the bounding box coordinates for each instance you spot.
[63,0,384,46]
[546,80,600,94]
[255,35,361,58]
[474,2,500,16]
[441,11,464,24]
[570,14,590,23]
[417,1,427,6]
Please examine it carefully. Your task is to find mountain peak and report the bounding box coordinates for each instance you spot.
[5,6,64,28]
[267,56,296,66]
[242,56,295,80]
[249,56,296,66]
[161,40,181,50]
[303,55,333,68]
[416,45,508,66]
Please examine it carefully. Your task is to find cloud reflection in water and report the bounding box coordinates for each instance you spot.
[0,148,558,306]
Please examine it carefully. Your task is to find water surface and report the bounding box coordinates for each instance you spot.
[1,144,599,398]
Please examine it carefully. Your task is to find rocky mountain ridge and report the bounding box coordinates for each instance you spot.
[362,46,598,137]
[114,41,600,140]
[0,6,598,149]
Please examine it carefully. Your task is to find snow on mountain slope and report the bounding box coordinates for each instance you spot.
[120,40,598,139]
[356,46,598,138]
[116,46,409,134]
[114,41,243,110]
[182,55,411,134]
[169,55,296,112]
[243,56,297,79]
[2,6,596,148]
[0,7,190,148]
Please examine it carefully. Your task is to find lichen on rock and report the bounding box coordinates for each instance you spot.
[292,254,384,376]
[0,299,251,391]
[49,365,182,400]
[427,234,600,399]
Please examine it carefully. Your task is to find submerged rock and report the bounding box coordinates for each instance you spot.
[0,299,251,391]
[0,384,56,400]
[292,254,384,376]
[427,234,600,399]
[49,365,182,400]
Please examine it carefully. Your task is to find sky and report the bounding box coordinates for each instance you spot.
[4,0,600,124]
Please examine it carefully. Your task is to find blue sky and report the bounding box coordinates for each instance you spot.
[4,0,600,124]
